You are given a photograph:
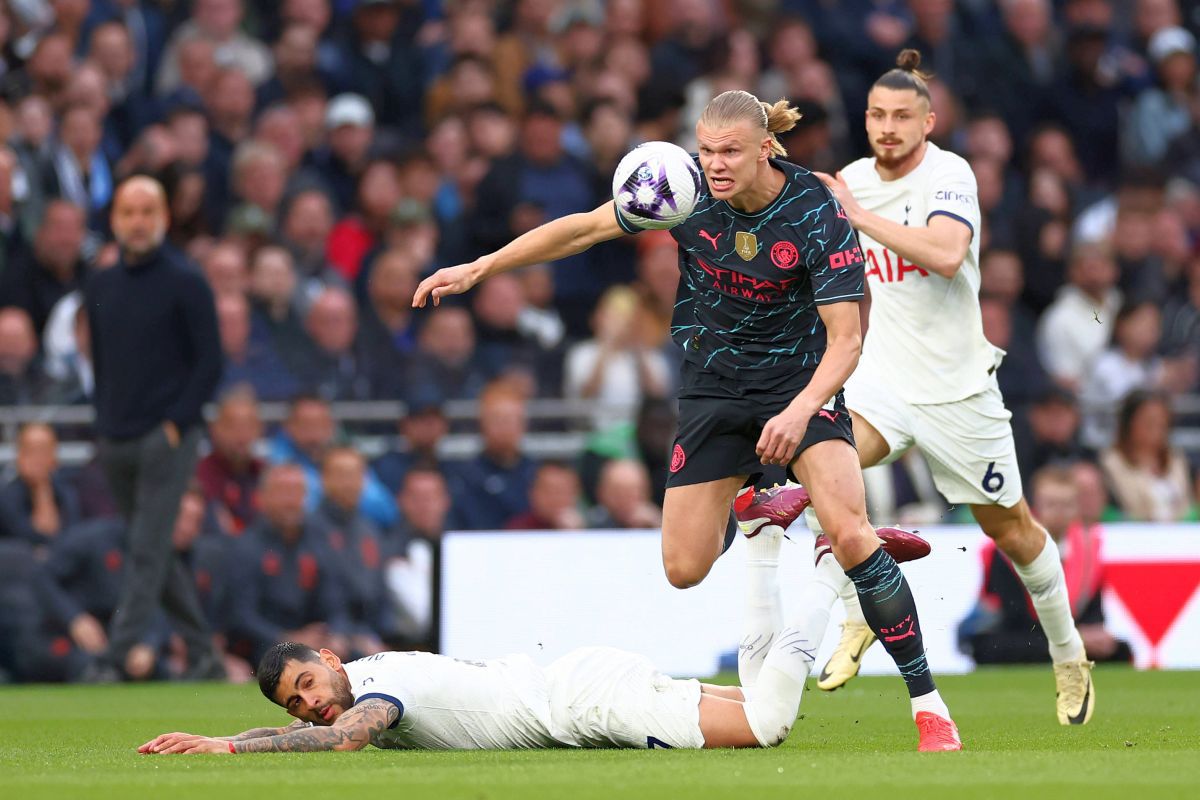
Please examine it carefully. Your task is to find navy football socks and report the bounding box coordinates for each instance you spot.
[846,547,936,698]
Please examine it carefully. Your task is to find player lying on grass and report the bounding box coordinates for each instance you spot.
[140,528,936,753]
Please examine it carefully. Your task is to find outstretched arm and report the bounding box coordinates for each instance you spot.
[413,201,627,307]
[140,700,400,754]
[139,720,312,754]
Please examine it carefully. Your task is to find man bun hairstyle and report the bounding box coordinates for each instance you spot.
[257,641,322,702]
[699,90,802,157]
[873,49,933,102]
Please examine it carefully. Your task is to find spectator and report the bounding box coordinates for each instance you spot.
[958,465,1132,664]
[46,104,113,232]
[1015,386,1092,486]
[1099,390,1194,521]
[0,306,55,404]
[331,0,423,135]
[1124,27,1196,167]
[0,200,87,336]
[227,140,288,227]
[1161,255,1200,361]
[156,0,273,94]
[326,159,400,282]
[1080,301,1172,447]
[1036,242,1122,393]
[357,247,420,394]
[215,292,303,401]
[388,466,453,649]
[1072,458,1118,524]
[195,388,265,535]
[0,539,105,683]
[372,391,450,495]
[226,464,349,663]
[312,94,375,215]
[565,285,670,437]
[87,20,159,153]
[84,176,224,680]
[200,241,248,298]
[405,305,491,403]
[300,286,374,401]
[279,188,341,292]
[506,461,585,530]
[246,245,310,371]
[447,381,538,530]
[472,271,563,398]
[469,102,599,317]
[266,394,398,528]
[311,447,392,655]
[0,423,82,549]
[42,516,168,681]
[585,458,663,530]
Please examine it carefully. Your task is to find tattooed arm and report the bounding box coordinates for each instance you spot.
[139,721,312,754]
[143,700,401,754]
[234,699,399,752]
[223,721,313,741]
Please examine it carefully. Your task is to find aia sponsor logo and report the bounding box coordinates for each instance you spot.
[828,246,864,270]
[670,443,686,473]
[770,240,800,270]
[864,248,929,282]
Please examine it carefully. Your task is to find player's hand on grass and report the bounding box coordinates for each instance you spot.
[757,405,813,466]
[412,263,481,308]
[812,171,862,225]
[139,732,206,753]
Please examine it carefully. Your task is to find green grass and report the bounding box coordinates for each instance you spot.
[2,666,1197,800]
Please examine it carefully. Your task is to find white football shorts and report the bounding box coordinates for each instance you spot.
[544,647,704,750]
[843,369,1024,508]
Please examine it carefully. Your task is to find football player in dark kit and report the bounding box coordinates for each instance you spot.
[414,90,961,751]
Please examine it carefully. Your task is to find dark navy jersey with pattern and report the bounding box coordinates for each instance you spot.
[615,157,864,381]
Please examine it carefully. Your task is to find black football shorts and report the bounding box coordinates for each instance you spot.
[665,359,856,489]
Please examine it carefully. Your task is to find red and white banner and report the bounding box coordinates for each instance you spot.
[441,525,1200,676]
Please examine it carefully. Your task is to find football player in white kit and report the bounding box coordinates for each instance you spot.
[139,529,933,754]
[810,49,1094,725]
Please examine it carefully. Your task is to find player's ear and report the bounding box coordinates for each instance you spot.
[319,648,342,671]
[924,109,936,137]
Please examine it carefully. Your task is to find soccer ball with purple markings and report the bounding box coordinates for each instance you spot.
[612,141,702,231]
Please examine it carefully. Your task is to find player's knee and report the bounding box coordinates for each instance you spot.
[663,555,712,589]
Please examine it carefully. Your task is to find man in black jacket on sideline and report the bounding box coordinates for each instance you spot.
[85,175,224,679]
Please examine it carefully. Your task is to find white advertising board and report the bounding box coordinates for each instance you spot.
[441,525,1200,677]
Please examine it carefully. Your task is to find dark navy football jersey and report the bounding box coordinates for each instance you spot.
[615,157,864,380]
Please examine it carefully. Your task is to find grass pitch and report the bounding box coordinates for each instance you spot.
[2,666,1197,800]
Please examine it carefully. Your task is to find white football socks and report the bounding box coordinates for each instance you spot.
[910,689,951,721]
[743,578,836,747]
[805,507,867,625]
[1011,529,1086,663]
[738,525,784,691]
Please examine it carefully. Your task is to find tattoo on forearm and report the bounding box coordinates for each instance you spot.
[226,721,310,741]
[231,700,398,753]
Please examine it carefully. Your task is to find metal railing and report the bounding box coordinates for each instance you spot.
[0,394,1198,466]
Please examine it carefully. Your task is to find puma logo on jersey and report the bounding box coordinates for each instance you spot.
[698,229,723,250]
[817,409,840,423]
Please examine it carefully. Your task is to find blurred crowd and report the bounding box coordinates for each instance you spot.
[1,0,1200,682]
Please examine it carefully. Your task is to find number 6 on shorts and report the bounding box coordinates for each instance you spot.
[981,460,1005,494]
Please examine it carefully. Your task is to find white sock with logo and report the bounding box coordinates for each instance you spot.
[743,578,836,747]
[1011,529,1086,663]
[739,525,784,691]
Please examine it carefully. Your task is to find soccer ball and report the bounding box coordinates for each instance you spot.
[612,141,701,231]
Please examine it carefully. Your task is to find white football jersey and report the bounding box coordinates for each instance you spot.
[342,651,562,750]
[841,142,1002,404]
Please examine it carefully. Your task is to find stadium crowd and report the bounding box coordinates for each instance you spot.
[0,0,1197,682]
